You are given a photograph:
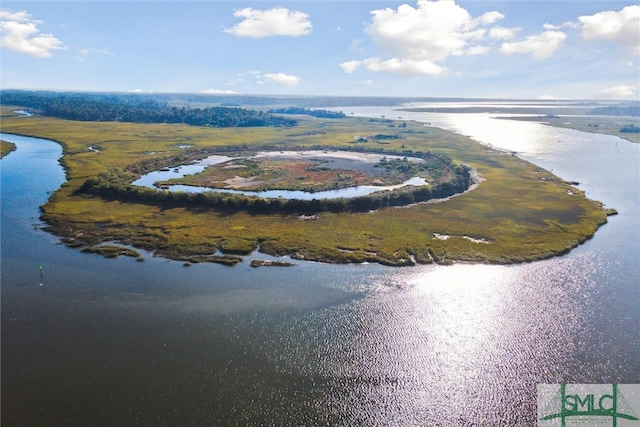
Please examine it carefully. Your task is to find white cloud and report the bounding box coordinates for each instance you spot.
[543,21,579,31]
[476,11,504,26]
[579,5,640,54]
[204,88,238,94]
[343,0,503,75]
[340,60,361,74]
[263,73,300,85]
[499,31,566,59]
[367,0,495,62]
[465,45,489,55]
[599,84,636,98]
[340,58,446,76]
[0,9,64,58]
[224,7,311,38]
[489,26,520,41]
[128,89,144,93]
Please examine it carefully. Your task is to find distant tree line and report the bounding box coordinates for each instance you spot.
[0,90,297,127]
[266,106,346,119]
[78,148,472,215]
[137,94,500,108]
[590,105,640,117]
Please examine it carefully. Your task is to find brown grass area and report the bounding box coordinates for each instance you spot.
[168,157,382,191]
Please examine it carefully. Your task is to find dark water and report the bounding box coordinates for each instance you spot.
[1,110,639,426]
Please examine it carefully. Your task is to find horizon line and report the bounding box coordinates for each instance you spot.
[2,88,636,103]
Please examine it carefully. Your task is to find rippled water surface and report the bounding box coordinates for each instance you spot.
[1,106,638,426]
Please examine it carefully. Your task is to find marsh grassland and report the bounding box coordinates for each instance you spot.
[1,112,613,266]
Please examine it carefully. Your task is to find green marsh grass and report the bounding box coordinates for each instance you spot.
[1,114,612,265]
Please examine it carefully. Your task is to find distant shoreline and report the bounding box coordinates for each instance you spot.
[399,105,640,144]
[501,115,640,144]
[399,106,593,115]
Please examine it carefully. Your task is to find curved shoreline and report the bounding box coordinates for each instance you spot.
[1,113,613,267]
[0,140,17,158]
[82,164,474,216]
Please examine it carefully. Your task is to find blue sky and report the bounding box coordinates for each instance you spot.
[1,0,638,99]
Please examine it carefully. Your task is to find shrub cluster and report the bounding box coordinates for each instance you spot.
[266,106,346,119]
[590,105,640,117]
[620,124,640,133]
[79,148,472,215]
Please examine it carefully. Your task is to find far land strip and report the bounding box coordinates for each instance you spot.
[503,115,640,144]
[1,109,616,266]
[400,106,640,144]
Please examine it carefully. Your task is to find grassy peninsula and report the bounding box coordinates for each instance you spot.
[1,111,613,266]
[0,140,17,158]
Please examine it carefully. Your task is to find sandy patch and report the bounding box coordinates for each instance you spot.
[254,150,424,164]
[463,236,491,244]
[224,176,263,188]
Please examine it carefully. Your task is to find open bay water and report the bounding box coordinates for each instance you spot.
[1,103,639,426]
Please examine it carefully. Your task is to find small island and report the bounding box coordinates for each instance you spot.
[0,92,615,266]
[250,260,296,268]
[81,244,144,261]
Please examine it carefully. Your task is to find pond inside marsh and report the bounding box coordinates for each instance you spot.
[131,150,429,199]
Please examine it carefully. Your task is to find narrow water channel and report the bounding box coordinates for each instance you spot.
[132,150,429,199]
